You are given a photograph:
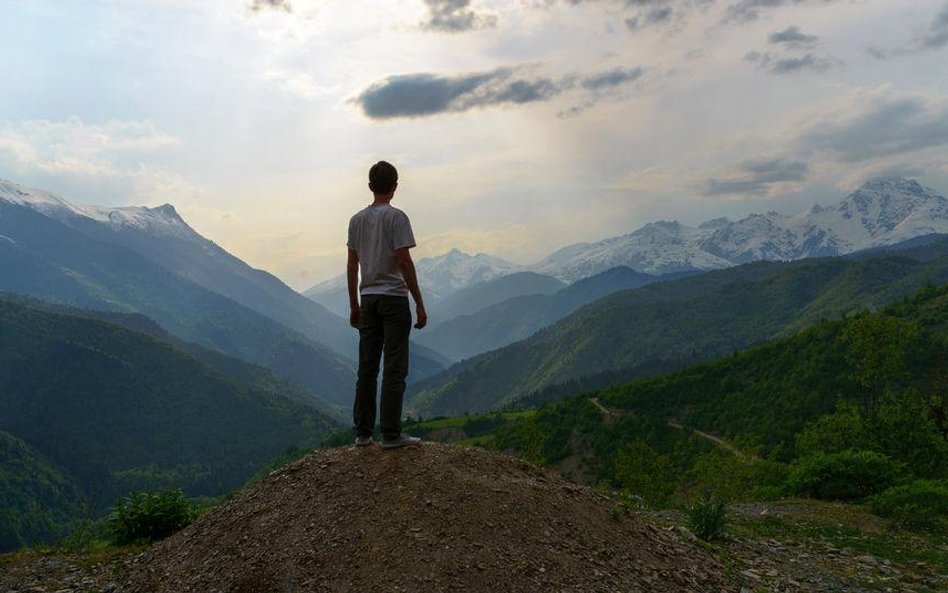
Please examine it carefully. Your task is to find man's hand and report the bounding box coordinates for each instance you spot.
[350,305,360,329]
[414,304,427,330]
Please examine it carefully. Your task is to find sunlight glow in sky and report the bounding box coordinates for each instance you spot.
[2,0,948,288]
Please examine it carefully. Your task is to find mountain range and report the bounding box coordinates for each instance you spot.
[0,179,352,354]
[416,267,683,361]
[305,177,948,333]
[531,177,948,281]
[409,239,948,416]
[305,248,521,317]
[0,179,447,406]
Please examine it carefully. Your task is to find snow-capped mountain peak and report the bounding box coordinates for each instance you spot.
[0,178,194,239]
[305,248,519,303]
[532,177,948,282]
[413,249,518,299]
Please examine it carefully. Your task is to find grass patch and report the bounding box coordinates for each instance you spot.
[454,435,495,447]
[731,501,948,570]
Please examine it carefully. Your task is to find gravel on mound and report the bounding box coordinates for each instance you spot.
[124,443,734,593]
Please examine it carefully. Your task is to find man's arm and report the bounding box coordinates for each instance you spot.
[347,248,360,329]
[395,247,427,329]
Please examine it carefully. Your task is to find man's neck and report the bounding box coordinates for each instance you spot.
[371,195,394,205]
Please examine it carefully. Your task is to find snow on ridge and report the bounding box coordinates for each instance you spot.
[532,177,948,282]
[0,178,192,238]
[305,248,519,300]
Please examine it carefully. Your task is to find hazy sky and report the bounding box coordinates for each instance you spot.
[2,0,948,289]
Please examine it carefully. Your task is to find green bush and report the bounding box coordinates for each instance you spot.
[787,450,902,501]
[106,488,196,545]
[687,492,729,541]
[870,480,948,531]
[612,439,675,507]
[795,401,871,457]
[688,450,790,502]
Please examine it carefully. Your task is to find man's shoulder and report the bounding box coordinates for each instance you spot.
[349,206,371,222]
[350,204,411,224]
[388,205,411,220]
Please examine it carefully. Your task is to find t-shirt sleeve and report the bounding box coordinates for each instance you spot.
[346,216,356,250]
[391,211,416,251]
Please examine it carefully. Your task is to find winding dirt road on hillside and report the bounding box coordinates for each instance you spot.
[589,397,757,461]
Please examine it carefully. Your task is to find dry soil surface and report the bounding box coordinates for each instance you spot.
[123,442,733,593]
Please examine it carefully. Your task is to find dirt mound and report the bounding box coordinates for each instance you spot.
[124,443,734,592]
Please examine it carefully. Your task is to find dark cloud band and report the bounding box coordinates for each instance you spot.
[702,159,809,196]
[768,26,818,48]
[745,51,838,74]
[354,66,644,120]
[799,97,948,162]
[725,0,838,23]
[420,0,497,33]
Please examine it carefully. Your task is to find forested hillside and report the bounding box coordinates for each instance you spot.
[0,430,81,551]
[411,245,948,416]
[417,266,679,361]
[0,297,342,550]
[493,283,948,506]
[7,295,344,420]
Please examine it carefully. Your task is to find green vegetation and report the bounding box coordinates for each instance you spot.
[0,431,81,551]
[786,451,902,501]
[489,283,948,529]
[105,489,196,545]
[870,480,948,532]
[687,493,730,541]
[728,500,948,575]
[0,296,341,551]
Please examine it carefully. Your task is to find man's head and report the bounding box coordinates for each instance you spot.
[369,161,398,196]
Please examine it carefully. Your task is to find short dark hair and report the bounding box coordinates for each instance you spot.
[369,161,398,194]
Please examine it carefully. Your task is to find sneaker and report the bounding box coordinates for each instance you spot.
[355,435,374,447]
[381,434,422,450]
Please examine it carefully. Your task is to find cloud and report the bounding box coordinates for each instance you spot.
[744,51,838,74]
[868,1,948,58]
[353,66,644,120]
[0,117,181,175]
[699,90,948,198]
[622,2,680,32]
[724,0,837,23]
[580,67,644,90]
[420,0,497,33]
[702,158,809,196]
[0,117,192,204]
[247,0,292,13]
[916,2,948,50]
[798,94,948,163]
[768,25,818,48]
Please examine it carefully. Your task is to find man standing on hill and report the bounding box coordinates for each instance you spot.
[347,161,427,449]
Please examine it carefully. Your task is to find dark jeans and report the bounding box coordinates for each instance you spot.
[353,294,411,440]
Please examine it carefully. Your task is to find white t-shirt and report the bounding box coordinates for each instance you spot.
[347,203,416,297]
